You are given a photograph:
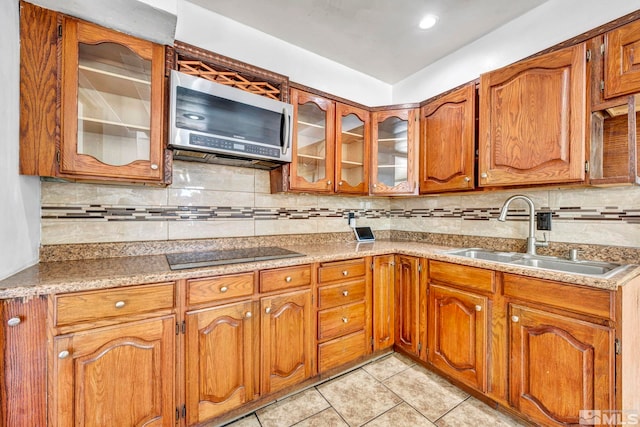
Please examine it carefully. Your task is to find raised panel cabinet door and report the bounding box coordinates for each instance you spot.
[509,305,614,426]
[261,289,312,394]
[51,316,175,427]
[290,88,336,192]
[395,255,420,356]
[605,19,640,99]
[335,103,370,194]
[185,301,254,424]
[478,43,586,186]
[420,83,476,193]
[60,17,165,182]
[371,108,419,195]
[427,284,487,392]
[372,255,395,350]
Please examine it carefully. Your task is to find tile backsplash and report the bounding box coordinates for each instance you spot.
[40,161,640,248]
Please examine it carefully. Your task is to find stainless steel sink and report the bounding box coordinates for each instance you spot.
[444,248,629,278]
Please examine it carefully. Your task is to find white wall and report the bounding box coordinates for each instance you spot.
[175,1,392,107]
[0,0,41,280]
[392,0,640,103]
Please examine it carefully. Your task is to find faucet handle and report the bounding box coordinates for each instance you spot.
[535,232,549,248]
[568,248,581,261]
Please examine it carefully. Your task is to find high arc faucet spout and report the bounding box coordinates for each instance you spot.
[497,195,548,255]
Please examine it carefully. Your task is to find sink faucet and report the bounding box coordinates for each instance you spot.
[497,195,548,256]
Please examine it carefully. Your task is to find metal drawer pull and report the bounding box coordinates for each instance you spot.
[475,305,482,312]
[342,317,349,323]
[511,315,520,323]
[342,290,349,297]
[342,270,349,276]
[58,350,70,359]
[7,317,21,327]
[220,286,228,293]
[150,163,158,170]
[265,307,271,314]
[285,276,292,283]
[245,311,252,319]
[115,301,126,309]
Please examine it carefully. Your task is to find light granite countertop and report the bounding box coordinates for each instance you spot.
[1,241,639,299]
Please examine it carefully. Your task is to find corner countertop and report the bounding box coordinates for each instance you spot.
[1,241,639,300]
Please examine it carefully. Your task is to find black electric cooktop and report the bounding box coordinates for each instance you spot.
[166,246,305,270]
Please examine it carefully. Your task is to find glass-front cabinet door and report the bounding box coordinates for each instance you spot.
[60,18,165,182]
[335,104,369,194]
[290,88,335,192]
[371,108,418,195]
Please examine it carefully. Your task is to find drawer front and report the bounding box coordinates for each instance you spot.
[318,301,366,341]
[318,279,366,310]
[429,260,495,293]
[318,258,366,283]
[260,265,311,293]
[318,330,367,373]
[187,272,254,306]
[55,282,175,326]
[503,273,614,320]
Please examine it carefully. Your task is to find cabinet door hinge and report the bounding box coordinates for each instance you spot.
[181,320,186,334]
[586,49,592,62]
[600,43,605,55]
[57,24,62,38]
[418,342,422,352]
[418,264,422,273]
[175,407,180,421]
[600,80,605,92]
[56,150,61,164]
[182,404,186,418]
[615,338,621,355]
[175,322,180,335]
[585,161,590,173]
[371,262,374,271]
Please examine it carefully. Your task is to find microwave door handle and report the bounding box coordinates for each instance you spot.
[281,108,291,155]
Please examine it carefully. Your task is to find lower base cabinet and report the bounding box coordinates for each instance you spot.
[51,316,176,427]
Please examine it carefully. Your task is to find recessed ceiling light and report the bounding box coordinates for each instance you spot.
[419,14,439,30]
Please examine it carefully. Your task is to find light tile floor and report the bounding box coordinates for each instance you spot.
[223,353,527,427]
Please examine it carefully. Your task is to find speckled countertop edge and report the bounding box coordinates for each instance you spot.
[2,240,639,299]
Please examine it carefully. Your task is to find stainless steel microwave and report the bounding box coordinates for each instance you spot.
[169,70,293,169]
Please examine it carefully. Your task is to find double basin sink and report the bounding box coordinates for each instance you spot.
[445,248,630,279]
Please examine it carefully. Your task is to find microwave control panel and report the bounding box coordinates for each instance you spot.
[190,133,280,157]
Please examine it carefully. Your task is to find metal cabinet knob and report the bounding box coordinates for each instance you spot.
[7,317,21,327]
[373,184,377,188]
[150,163,159,170]
[220,286,228,293]
[327,180,332,185]
[245,311,252,319]
[511,315,520,323]
[475,305,482,312]
[265,307,271,314]
[58,350,70,359]
[285,276,292,283]
[342,270,349,276]
[464,176,471,182]
[481,172,488,179]
[342,290,349,297]
[342,317,348,323]
[115,301,126,309]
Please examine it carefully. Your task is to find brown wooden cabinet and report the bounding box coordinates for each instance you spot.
[335,104,370,194]
[185,300,255,424]
[604,19,640,99]
[51,316,176,426]
[478,43,587,187]
[394,255,424,357]
[371,108,419,195]
[19,2,169,184]
[372,255,395,350]
[261,289,313,394]
[420,83,476,193]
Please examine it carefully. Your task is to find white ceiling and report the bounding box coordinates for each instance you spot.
[189,0,548,84]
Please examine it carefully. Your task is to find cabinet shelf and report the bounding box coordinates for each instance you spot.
[79,116,150,139]
[298,153,326,160]
[377,137,407,142]
[79,65,151,100]
[298,120,325,129]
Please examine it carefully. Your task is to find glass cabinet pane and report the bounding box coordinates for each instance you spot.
[340,113,365,187]
[77,41,152,166]
[376,116,408,187]
[296,102,327,183]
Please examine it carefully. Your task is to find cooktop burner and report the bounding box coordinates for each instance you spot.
[165,246,305,270]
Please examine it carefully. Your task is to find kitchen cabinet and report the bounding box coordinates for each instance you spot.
[394,255,424,357]
[19,3,169,184]
[420,83,476,193]
[290,88,336,192]
[335,104,370,194]
[604,19,640,99]
[427,261,493,392]
[478,43,587,187]
[372,255,395,350]
[371,108,419,195]
[317,258,371,372]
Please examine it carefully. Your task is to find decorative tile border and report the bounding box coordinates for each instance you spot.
[41,204,640,223]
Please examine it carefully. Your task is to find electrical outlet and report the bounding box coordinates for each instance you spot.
[536,212,552,231]
[347,212,355,227]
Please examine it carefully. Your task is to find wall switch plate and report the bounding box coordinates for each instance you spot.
[536,212,552,231]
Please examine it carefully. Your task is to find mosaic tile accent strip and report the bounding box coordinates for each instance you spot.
[41,204,640,223]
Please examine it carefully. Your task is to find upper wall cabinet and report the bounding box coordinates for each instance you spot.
[419,83,476,193]
[371,108,419,195]
[20,2,169,185]
[478,44,587,187]
[290,88,336,192]
[335,104,370,194]
[604,20,640,99]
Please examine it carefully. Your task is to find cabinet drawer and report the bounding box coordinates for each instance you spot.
[318,330,367,373]
[318,258,366,283]
[187,272,254,306]
[260,265,311,293]
[503,274,614,320]
[318,279,366,310]
[318,301,366,341]
[429,260,495,293]
[55,282,175,327]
